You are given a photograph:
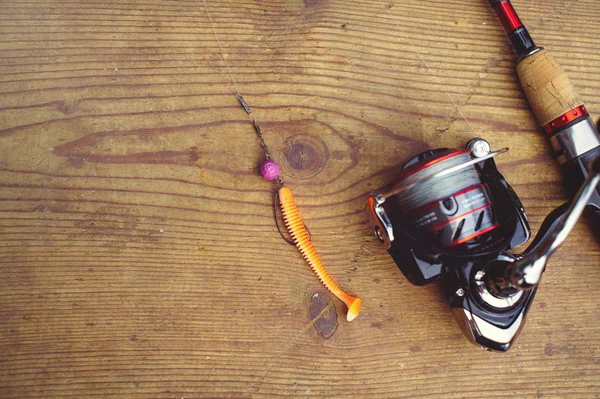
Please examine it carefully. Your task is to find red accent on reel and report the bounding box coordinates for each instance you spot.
[492,0,523,33]
[543,105,588,134]
[430,203,494,231]
[407,178,499,249]
[448,224,502,247]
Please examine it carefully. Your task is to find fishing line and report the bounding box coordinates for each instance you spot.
[375,0,476,134]
[201,0,242,97]
[393,151,481,212]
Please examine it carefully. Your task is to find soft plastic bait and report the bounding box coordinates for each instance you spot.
[278,187,362,321]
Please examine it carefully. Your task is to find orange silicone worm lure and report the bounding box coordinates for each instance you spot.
[202,0,362,322]
[278,187,362,321]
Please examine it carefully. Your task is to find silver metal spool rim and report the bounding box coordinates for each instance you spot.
[377,148,509,204]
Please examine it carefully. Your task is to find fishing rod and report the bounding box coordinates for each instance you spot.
[489,0,600,229]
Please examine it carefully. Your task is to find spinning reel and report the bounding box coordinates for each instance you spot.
[367,139,600,351]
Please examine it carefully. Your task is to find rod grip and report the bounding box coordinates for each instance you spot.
[516,49,584,126]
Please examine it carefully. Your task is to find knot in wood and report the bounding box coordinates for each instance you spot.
[284,134,328,180]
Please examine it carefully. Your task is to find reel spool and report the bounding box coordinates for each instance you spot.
[385,148,499,251]
[367,141,528,288]
[367,138,600,351]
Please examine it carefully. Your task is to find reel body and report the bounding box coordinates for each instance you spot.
[368,139,600,351]
[367,140,532,351]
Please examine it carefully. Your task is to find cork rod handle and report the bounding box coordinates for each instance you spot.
[516,49,584,127]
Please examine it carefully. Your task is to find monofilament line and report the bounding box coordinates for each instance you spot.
[201,0,242,96]
[376,0,475,134]
[201,0,270,162]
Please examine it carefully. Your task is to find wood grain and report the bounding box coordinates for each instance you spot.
[1,0,599,398]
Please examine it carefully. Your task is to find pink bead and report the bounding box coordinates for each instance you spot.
[260,160,280,181]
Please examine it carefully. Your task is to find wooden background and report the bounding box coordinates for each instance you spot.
[1,0,599,397]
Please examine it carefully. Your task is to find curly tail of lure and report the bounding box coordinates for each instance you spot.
[278,187,362,321]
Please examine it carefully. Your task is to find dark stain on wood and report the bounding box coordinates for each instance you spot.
[59,101,77,115]
[70,150,197,166]
[310,292,337,339]
[68,154,86,168]
[284,133,328,179]
[190,146,200,162]
[544,343,554,356]
[287,143,317,171]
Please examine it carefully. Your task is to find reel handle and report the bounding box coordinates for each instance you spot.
[487,157,600,294]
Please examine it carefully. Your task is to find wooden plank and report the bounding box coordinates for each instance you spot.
[1,0,599,397]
